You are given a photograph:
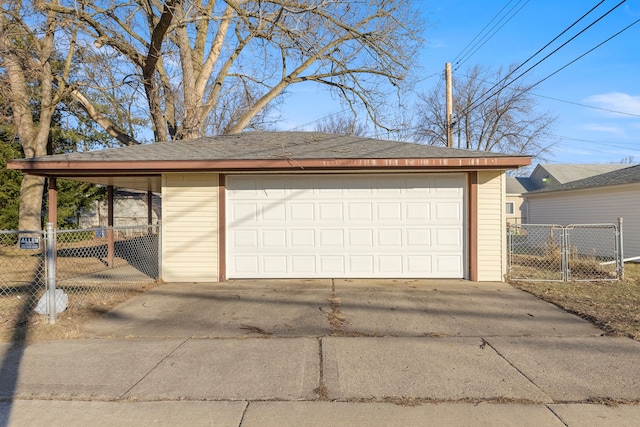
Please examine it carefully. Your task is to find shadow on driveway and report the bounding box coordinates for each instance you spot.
[81,279,603,339]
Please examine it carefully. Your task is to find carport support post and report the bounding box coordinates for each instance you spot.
[147,191,153,226]
[107,186,115,268]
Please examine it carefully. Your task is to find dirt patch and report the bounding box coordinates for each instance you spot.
[511,263,640,340]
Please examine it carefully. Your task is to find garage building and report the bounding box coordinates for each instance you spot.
[9,132,530,282]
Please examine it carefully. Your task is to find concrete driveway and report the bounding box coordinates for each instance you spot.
[82,279,601,338]
[2,279,640,426]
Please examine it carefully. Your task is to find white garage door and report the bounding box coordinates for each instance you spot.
[226,174,465,278]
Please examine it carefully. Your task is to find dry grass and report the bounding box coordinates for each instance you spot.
[1,233,158,345]
[0,282,158,345]
[511,263,640,340]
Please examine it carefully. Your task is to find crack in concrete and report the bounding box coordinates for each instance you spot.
[481,337,553,403]
[119,338,190,400]
[313,338,328,401]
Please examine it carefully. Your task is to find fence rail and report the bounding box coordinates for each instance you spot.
[507,222,623,282]
[1,224,161,325]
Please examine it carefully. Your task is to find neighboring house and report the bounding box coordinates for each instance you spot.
[9,132,530,282]
[524,164,640,258]
[79,190,161,229]
[506,163,629,226]
[505,176,538,225]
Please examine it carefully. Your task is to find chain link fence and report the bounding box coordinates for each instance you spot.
[508,222,622,282]
[0,230,47,327]
[1,225,160,325]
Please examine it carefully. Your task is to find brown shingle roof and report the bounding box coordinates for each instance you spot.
[28,132,526,162]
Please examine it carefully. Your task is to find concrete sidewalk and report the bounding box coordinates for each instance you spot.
[1,280,639,426]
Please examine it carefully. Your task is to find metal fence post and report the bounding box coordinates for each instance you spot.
[157,222,162,282]
[618,217,624,280]
[46,222,57,324]
[561,226,568,282]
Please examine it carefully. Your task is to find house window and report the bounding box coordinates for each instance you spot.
[506,201,515,216]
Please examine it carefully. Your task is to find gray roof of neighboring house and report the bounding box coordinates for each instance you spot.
[527,164,640,195]
[22,131,524,162]
[506,177,539,193]
[538,163,629,184]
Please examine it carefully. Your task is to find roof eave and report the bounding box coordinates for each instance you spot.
[8,156,531,176]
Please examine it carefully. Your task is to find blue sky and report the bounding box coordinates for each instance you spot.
[278,0,640,165]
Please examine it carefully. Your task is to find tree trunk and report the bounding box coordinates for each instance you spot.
[18,175,46,231]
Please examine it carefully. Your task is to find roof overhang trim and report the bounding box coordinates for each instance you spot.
[9,156,531,176]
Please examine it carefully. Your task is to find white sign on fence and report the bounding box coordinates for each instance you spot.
[19,236,40,250]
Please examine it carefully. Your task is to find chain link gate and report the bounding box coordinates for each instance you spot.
[508,221,623,282]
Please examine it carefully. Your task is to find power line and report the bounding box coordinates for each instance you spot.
[454,0,530,71]
[463,0,608,114]
[462,0,628,118]
[451,0,517,66]
[554,134,640,150]
[286,109,353,131]
[526,15,640,91]
[436,1,527,100]
[557,141,639,155]
[533,93,640,118]
[456,71,640,119]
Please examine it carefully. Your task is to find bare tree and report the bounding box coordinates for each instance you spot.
[414,65,558,159]
[47,0,422,142]
[3,0,422,228]
[0,1,77,230]
[314,113,368,136]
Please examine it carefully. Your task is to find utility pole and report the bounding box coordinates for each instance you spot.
[445,62,453,148]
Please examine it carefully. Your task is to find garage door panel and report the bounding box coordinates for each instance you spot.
[235,256,259,274]
[348,203,373,220]
[263,230,286,247]
[233,230,258,247]
[291,229,315,247]
[262,203,286,221]
[263,256,287,274]
[350,255,375,273]
[379,255,403,273]
[407,202,430,220]
[435,202,462,220]
[227,174,465,278]
[231,203,258,223]
[319,229,345,247]
[320,256,345,273]
[407,229,431,247]
[290,203,314,220]
[436,255,463,274]
[349,230,373,247]
[377,203,402,220]
[378,229,402,246]
[319,203,343,220]
[435,229,463,246]
[407,255,432,273]
[292,256,315,274]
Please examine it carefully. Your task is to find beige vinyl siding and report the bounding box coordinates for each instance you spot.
[506,194,526,224]
[162,173,219,282]
[527,184,640,257]
[477,171,506,281]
